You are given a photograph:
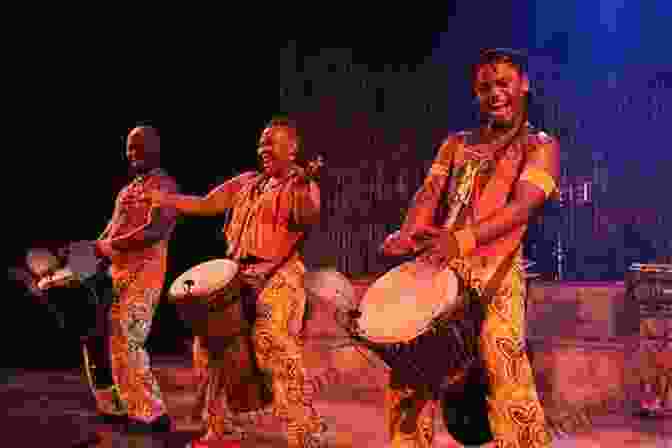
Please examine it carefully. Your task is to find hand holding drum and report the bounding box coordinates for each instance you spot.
[145,188,170,209]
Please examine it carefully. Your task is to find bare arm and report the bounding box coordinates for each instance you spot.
[470,137,560,246]
[159,171,257,217]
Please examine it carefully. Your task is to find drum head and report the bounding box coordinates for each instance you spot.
[68,240,99,281]
[358,261,459,343]
[169,259,239,301]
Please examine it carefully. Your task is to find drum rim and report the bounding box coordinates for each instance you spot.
[357,263,460,344]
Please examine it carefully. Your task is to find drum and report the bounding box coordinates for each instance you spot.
[26,248,61,278]
[352,260,493,445]
[351,260,486,394]
[67,240,101,282]
[168,259,247,338]
[169,259,272,413]
[35,241,107,291]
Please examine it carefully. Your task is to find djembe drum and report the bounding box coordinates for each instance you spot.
[168,259,272,413]
[341,260,493,444]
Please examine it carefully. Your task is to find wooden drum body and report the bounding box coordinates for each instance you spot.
[354,260,484,393]
[169,259,272,413]
[356,259,492,444]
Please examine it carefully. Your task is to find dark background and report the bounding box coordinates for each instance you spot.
[6,2,672,371]
[5,26,459,369]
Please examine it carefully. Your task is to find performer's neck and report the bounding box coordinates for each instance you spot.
[130,165,160,178]
[479,112,528,141]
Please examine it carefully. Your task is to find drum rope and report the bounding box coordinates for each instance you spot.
[333,308,459,394]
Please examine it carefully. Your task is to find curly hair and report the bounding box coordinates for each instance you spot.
[470,48,528,84]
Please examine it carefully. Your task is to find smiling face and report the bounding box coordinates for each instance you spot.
[257,125,298,178]
[473,61,529,128]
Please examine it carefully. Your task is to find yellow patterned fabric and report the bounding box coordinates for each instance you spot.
[638,317,672,409]
[385,385,436,448]
[193,255,324,447]
[519,167,557,199]
[108,244,168,423]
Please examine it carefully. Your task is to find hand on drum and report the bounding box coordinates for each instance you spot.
[238,261,278,291]
[410,225,461,268]
[379,230,420,256]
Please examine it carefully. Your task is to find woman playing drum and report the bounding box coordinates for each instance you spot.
[148,118,326,448]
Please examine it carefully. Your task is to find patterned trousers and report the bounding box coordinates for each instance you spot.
[639,317,672,407]
[193,257,324,447]
[385,263,552,448]
[98,255,168,423]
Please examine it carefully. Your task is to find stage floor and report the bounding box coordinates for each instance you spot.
[1,355,669,448]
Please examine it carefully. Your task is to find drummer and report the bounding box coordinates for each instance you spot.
[148,117,326,448]
[380,48,559,448]
[92,125,179,433]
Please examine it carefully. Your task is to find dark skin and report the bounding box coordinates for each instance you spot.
[381,62,560,262]
[96,127,177,257]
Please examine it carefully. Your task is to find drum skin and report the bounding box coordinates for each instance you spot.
[357,261,460,344]
[168,260,245,338]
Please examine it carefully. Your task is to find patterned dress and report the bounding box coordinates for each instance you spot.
[385,125,557,448]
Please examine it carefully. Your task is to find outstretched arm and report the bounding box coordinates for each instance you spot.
[153,171,257,217]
